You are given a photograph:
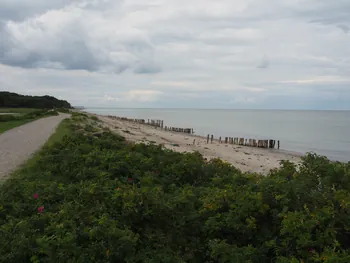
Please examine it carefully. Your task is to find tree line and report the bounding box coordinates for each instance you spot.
[0,91,71,109]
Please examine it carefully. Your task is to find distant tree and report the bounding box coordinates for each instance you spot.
[0,92,72,109]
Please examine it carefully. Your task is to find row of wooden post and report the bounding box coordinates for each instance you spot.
[107,116,195,134]
[107,116,280,149]
[207,134,280,149]
[107,115,146,124]
[147,119,163,128]
[164,127,193,134]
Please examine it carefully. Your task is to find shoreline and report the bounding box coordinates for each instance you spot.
[92,113,302,174]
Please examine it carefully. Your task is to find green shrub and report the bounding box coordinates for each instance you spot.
[1,124,349,262]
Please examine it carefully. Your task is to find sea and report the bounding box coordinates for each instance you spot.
[84,108,350,162]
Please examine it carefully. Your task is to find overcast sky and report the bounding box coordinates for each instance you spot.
[0,0,349,109]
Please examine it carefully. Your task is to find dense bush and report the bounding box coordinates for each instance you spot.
[1,122,350,262]
[0,91,71,109]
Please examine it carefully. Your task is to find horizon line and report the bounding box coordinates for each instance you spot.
[78,107,350,111]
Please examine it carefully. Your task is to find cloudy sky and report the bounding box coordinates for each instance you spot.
[0,0,349,109]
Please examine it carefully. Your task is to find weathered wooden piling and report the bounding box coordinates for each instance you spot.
[207,134,209,144]
[210,134,214,143]
[219,137,222,143]
[225,137,228,144]
[269,139,276,149]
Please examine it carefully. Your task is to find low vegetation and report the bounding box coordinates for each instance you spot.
[0,109,59,134]
[0,108,39,114]
[1,114,350,262]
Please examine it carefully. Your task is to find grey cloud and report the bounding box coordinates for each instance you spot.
[0,0,73,21]
[133,62,161,74]
[337,24,349,34]
[1,0,350,109]
[0,7,161,74]
[304,1,350,26]
[257,55,269,69]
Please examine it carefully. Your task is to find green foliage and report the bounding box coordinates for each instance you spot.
[0,108,38,113]
[0,122,350,262]
[0,91,71,109]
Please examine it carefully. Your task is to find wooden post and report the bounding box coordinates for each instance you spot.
[278,140,280,149]
[219,137,222,143]
[225,137,228,144]
[211,134,214,143]
[207,134,209,144]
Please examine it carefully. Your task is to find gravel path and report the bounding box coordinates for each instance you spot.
[0,113,70,180]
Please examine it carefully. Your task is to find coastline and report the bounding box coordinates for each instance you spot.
[93,113,302,174]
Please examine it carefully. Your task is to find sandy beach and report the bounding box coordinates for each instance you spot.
[95,114,301,174]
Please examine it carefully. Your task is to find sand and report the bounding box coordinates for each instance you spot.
[95,114,301,174]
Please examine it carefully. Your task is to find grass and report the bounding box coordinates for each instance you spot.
[0,108,38,113]
[45,118,72,146]
[0,119,34,134]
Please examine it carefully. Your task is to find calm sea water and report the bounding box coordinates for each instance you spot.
[85,108,350,162]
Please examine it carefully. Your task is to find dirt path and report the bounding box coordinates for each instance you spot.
[0,113,70,180]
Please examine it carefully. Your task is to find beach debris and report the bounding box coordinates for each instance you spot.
[171,143,180,147]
